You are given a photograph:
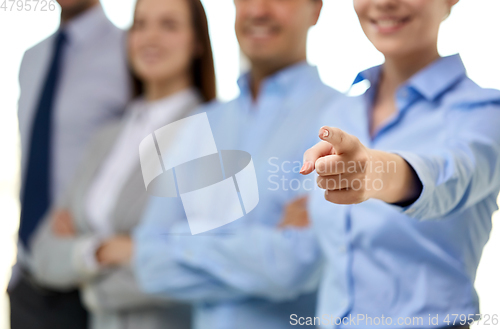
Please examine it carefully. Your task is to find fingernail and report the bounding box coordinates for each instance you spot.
[321,128,329,139]
[300,161,312,174]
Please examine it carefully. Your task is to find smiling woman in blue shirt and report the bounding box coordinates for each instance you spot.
[300,0,500,328]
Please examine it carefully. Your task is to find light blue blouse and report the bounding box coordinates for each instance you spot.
[310,54,500,328]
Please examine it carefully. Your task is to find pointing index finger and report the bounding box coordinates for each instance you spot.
[319,126,357,155]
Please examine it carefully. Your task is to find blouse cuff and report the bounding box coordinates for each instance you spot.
[72,235,104,277]
[388,151,435,220]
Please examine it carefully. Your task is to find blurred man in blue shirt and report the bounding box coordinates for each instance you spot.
[133,0,342,328]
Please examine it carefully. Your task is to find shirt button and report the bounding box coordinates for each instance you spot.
[400,90,409,98]
[339,245,347,253]
[406,208,416,214]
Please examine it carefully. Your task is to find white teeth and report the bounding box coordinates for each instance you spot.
[376,19,403,28]
[248,26,272,38]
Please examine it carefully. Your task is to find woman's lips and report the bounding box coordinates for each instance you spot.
[370,16,411,34]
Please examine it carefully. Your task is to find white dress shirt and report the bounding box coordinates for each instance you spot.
[14,4,131,280]
[81,88,201,272]
[18,4,131,204]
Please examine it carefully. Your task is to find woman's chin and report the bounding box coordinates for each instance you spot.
[373,41,412,59]
[137,71,168,84]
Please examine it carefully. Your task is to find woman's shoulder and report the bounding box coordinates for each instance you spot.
[443,76,500,111]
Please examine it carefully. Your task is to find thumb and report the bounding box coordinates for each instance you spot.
[318,126,357,155]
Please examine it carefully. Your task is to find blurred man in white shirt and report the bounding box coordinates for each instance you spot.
[9,1,130,328]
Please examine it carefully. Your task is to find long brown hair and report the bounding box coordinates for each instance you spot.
[130,0,217,102]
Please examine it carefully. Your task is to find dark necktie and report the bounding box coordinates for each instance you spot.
[19,30,67,248]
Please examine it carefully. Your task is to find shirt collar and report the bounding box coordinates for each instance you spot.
[61,4,112,47]
[353,54,467,102]
[237,61,320,96]
[353,65,382,87]
[407,54,467,101]
[131,88,201,123]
